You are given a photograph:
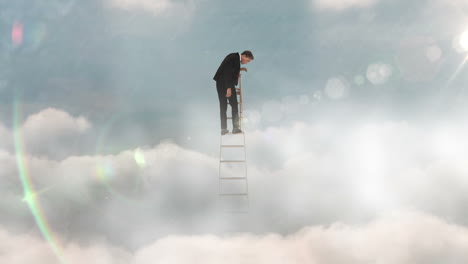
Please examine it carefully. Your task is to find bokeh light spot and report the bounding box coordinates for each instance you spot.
[426,45,442,62]
[325,77,349,99]
[29,23,48,50]
[366,63,392,85]
[97,160,115,181]
[134,149,146,168]
[312,90,323,101]
[354,75,366,86]
[398,36,442,82]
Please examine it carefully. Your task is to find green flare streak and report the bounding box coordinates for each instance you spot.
[13,100,66,264]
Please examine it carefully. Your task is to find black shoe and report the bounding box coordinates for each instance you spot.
[221,129,229,135]
[232,128,243,134]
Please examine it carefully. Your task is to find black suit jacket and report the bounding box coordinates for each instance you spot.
[213,52,241,91]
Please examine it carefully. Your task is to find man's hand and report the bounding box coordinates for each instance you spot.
[240,67,248,72]
[226,88,232,98]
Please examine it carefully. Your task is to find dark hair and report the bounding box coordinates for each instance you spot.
[241,50,254,60]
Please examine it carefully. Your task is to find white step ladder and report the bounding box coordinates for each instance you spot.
[218,75,249,214]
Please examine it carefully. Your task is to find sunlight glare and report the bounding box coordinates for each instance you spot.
[460,30,468,51]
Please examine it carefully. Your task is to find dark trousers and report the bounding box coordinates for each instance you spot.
[216,81,239,130]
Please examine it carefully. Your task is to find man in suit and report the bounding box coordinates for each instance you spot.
[213,50,254,135]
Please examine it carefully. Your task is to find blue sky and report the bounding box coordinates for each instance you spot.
[1,0,468,149]
[2,0,468,263]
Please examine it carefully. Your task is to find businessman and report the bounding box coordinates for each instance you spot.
[213,50,254,135]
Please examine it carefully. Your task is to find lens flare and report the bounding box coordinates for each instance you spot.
[397,35,441,82]
[325,76,349,99]
[426,45,442,62]
[13,99,67,263]
[354,75,366,86]
[134,148,146,168]
[460,30,468,51]
[29,23,48,50]
[94,114,149,207]
[312,90,323,101]
[366,63,392,85]
[12,22,23,46]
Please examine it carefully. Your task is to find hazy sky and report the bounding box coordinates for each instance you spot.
[2,0,468,263]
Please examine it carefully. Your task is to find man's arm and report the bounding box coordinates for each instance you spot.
[222,55,236,97]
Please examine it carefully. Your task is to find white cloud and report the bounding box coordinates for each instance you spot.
[22,108,90,135]
[0,108,91,156]
[103,0,196,38]
[107,0,195,17]
[0,139,222,246]
[243,119,468,224]
[133,211,468,264]
[20,108,91,159]
[0,227,131,264]
[1,211,468,263]
[110,0,173,15]
[312,0,379,11]
[2,108,468,250]
[0,122,12,151]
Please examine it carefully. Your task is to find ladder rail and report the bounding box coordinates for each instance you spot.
[218,73,250,212]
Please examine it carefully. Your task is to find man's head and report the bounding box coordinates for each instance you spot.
[240,50,254,64]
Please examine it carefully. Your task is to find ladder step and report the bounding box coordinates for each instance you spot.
[224,211,249,214]
[219,193,248,196]
[222,132,245,135]
[220,177,247,180]
[220,160,246,163]
[221,144,244,147]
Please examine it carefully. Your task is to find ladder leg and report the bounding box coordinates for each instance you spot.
[219,75,249,213]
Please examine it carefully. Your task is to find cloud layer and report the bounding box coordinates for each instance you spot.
[107,0,196,17]
[1,211,467,263]
[2,108,468,252]
[312,0,379,11]
[1,108,91,159]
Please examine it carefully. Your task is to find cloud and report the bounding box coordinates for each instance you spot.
[312,0,379,11]
[109,0,172,15]
[0,140,221,248]
[22,108,90,135]
[107,0,195,17]
[0,122,12,151]
[1,211,468,263]
[133,211,468,264]
[21,108,91,159]
[103,0,197,38]
[2,108,468,250]
[0,226,131,264]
